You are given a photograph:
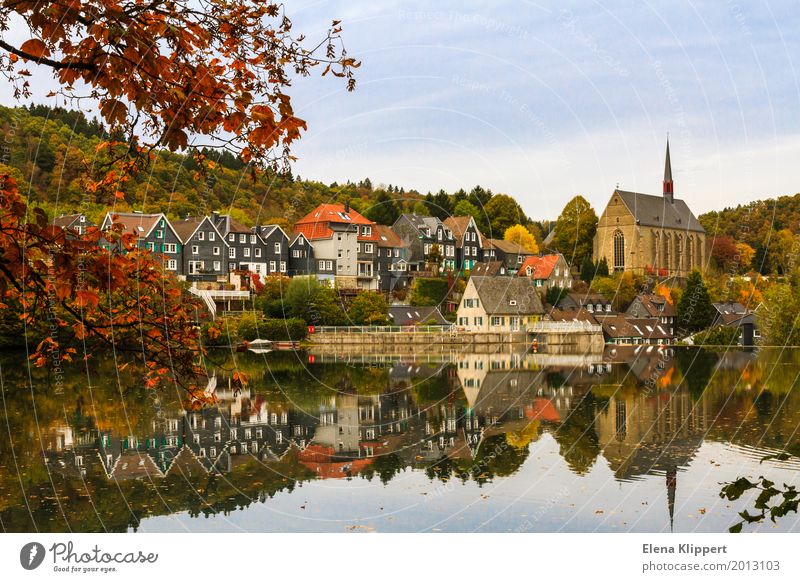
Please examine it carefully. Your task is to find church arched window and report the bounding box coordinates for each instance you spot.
[687,235,694,270]
[613,230,625,271]
[663,233,671,273]
[652,231,660,271]
[675,234,683,272]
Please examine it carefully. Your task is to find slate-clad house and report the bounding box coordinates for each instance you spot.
[392,214,456,272]
[559,292,614,314]
[101,212,183,273]
[626,293,676,340]
[482,238,533,273]
[171,216,228,281]
[52,213,93,238]
[375,224,408,292]
[254,224,290,275]
[211,212,268,275]
[444,216,483,271]
[456,276,544,332]
[710,301,759,346]
[288,232,317,277]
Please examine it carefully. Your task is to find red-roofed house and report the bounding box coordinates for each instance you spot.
[518,253,572,291]
[294,202,379,289]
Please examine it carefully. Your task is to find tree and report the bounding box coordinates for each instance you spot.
[676,270,715,333]
[596,257,609,277]
[504,224,538,253]
[546,286,568,307]
[580,256,595,283]
[710,235,739,271]
[452,199,482,222]
[484,194,527,237]
[432,189,453,219]
[364,191,399,225]
[758,269,800,346]
[767,229,799,275]
[552,195,598,267]
[348,292,389,325]
[0,2,356,399]
[426,243,444,274]
[468,185,492,208]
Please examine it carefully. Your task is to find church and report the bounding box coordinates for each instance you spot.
[593,141,706,277]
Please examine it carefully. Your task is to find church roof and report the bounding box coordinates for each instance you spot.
[613,189,705,233]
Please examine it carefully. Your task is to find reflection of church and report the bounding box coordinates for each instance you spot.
[593,141,707,277]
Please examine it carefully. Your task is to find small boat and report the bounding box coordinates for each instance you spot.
[273,341,301,350]
[247,339,273,354]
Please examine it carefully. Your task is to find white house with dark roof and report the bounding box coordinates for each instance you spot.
[456,276,544,332]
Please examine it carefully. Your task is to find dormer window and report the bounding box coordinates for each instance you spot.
[509,300,517,306]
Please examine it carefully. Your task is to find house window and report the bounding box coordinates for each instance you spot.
[239,234,246,243]
[146,242,155,251]
[228,233,235,242]
[213,261,221,271]
[163,243,177,253]
[491,316,503,326]
[229,262,236,271]
[167,259,177,270]
[213,246,220,255]
[156,230,163,239]
[473,317,483,326]
[280,261,286,272]
[254,247,261,257]
[298,237,304,246]
[362,226,372,236]
[243,247,250,257]
[209,231,215,241]
[269,261,276,272]
[229,247,236,258]
[191,245,199,255]
[318,260,326,270]
[250,234,256,244]
[274,242,281,253]
[198,231,205,241]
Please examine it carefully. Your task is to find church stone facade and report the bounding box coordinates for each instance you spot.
[593,141,706,277]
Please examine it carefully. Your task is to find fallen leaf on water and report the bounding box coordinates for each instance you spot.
[595,510,604,514]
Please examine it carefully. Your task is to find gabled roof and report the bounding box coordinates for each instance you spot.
[171,215,226,245]
[102,212,172,239]
[443,215,481,245]
[471,261,508,277]
[627,293,676,318]
[396,213,449,237]
[255,224,290,241]
[468,276,544,315]
[485,238,531,255]
[294,203,378,241]
[52,213,84,228]
[518,254,564,279]
[290,232,314,247]
[548,307,599,324]
[374,224,405,247]
[213,214,253,235]
[388,305,449,326]
[612,189,704,232]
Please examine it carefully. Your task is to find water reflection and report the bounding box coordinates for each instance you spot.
[2,346,800,532]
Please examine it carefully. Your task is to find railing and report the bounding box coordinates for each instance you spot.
[530,320,602,333]
[312,325,454,334]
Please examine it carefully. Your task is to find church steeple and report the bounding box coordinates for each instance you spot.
[663,137,674,204]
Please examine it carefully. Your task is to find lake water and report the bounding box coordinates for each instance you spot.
[2,346,800,533]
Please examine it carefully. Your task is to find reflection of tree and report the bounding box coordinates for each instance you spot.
[552,392,601,474]
[676,348,718,398]
[362,453,403,485]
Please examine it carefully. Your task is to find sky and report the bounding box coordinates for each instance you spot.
[3,1,800,220]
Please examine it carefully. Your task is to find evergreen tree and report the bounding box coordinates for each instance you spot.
[580,255,595,283]
[552,195,598,267]
[364,190,399,225]
[677,270,715,332]
[596,257,609,277]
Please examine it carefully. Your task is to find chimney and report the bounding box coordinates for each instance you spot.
[663,137,674,204]
[344,201,350,213]
[212,211,220,223]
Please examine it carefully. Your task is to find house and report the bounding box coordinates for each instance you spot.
[593,140,706,276]
[559,292,614,314]
[254,224,290,276]
[211,212,270,276]
[456,276,544,332]
[101,212,183,273]
[392,214,457,272]
[52,213,93,238]
[444,215,483,271]
[482,239,533,272]
[626,293,676,340]
[375,224,408,292]
[711,302,759,346]
[287,232,318,277]
[471,261,509,277]
[294,203,378,289]
[388,305,450,326]
[171,216,228,281]
[518,253,572,290]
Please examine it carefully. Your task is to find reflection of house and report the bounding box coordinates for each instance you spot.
[456,276,544,332]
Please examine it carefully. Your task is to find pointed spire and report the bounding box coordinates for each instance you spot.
[666,466,677,532]
[663,136,674,203]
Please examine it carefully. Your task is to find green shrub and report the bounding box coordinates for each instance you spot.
[694,325,741,346]
[409,277,450,306]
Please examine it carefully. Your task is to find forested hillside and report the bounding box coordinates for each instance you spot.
[0,104,537,237]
